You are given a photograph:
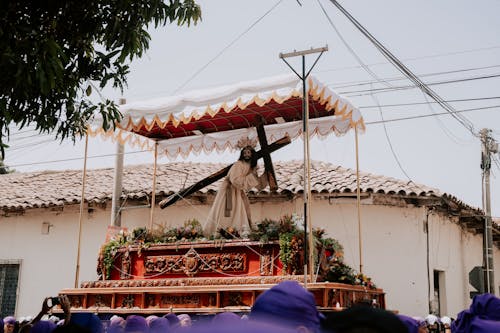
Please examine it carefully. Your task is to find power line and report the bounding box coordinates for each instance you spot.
[316,0,392,89]
[4,105,498,169]
[370,85,413,180]
[7,128,38,137]
[172,0,284,94]
[340,73,500,97]
[318,45,500,74]
[358,96,500,109]
[331,64,500,89]
[6,149,152,169]
[319,0,436,180]
[328,0,477,137]
[365,105,500,126]
[316,0,476,146]
[7,139,56,152]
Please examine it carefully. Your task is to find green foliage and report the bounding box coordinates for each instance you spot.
[101,237,126,279]
[249,214,299,242]
[0,159,14,174]
[0,0,201,158]
[279,232,294,272]
[325,261,356,284]
[218,227,240,239]
[320,236,344,258]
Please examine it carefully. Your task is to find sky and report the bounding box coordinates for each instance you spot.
[4,0,500,216]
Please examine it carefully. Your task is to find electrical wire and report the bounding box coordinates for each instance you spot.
[316,0,392,89]
[4,105,499,169]
[365,104,500,126]
[6,139,56,152]
[358,96,500,109]
[370,84,412,181]
[328,0,477,137]
[5,149,152,168]
[339,73,500,96]
[420,92,468,145]
[331,64,500,90]
[318,45,500,74]
[316,0,471,146]
[172,0,284,94]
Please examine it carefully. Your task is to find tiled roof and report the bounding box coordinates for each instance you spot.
[0,160,441,211]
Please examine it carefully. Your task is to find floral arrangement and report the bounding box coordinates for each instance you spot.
[98,219,204,279]
[319,240,377,289]
[97,214,377,289]
[217,226,240,239]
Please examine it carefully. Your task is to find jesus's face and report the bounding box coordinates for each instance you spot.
[242,147,252,161]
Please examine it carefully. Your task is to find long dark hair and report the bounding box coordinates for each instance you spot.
[239,147,257,168]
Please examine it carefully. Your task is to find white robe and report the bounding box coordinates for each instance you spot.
[204,160,268,236]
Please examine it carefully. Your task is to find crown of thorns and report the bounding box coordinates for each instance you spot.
[236,137,257,149]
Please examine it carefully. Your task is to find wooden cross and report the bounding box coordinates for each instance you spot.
[159,135,290,209]
[256,117,278,191]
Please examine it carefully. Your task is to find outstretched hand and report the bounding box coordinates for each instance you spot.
[60,295,71,313]
[41,297,52,313]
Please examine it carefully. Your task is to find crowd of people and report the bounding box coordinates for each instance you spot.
[2,281,499,333]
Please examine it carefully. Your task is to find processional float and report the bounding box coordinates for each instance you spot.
[59,73,384,315]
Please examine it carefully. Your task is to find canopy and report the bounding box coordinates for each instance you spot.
[88,74,365,158]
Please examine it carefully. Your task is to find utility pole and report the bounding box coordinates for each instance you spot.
[279,46,328,287]
[110,98,126,227]
[480,128,498,294]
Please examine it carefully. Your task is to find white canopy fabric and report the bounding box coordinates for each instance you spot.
[87,74,364,159]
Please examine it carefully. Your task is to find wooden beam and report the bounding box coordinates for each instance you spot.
[256,120,277,191]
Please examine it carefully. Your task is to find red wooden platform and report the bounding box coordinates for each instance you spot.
[60,240,385,314]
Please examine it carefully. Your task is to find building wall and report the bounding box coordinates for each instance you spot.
[0,196,498,317]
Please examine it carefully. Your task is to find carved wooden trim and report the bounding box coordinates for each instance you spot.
[144,248,246,277]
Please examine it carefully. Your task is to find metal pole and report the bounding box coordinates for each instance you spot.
[304,63,314,280]
[301,55,309,286]
[110,98,126,226]
[355,127,363,274]
[480,128,496,294]
[279,46,328,287]
[149,141,159,230]
[75,133,89,288]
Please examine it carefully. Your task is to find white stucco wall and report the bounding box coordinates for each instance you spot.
[1,195,498,318]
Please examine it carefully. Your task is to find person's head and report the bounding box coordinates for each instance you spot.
[322,306,407,333]
[145,316,158,327]
[397,315,419,333]
[149,317,170,333]
[70,313,103,333]
[211,313,241,326]
[163,314,179,328]
[250,280,322,333]
[177,314,192,327]
[108,316,125,333]
[470,293,500,320]
[4,317,16,333]
[125,315,148,333]
[239,147,257,168]
[425,314,440,332]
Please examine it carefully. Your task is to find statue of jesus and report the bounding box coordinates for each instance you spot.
[204,138,268,237]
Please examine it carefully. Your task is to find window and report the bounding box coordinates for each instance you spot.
[0,261,21,317]
[432,270,447,316]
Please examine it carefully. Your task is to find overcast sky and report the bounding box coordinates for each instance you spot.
[5,0,500,216]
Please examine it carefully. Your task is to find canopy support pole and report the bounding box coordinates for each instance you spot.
[280,46,328,287]
[75,133,89,288]
[149,141,159,230]
[355,126,363,274]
